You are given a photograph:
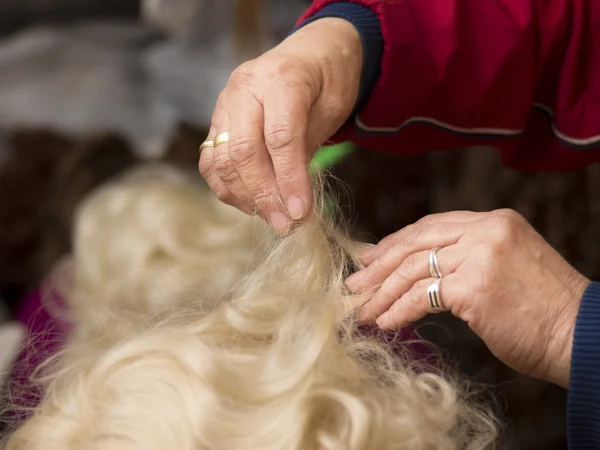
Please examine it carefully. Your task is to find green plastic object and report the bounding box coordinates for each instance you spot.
[309,142,354,175]
[309,142,354,214]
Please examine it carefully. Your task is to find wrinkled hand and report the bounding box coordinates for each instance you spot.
[199,18,362,234]
[346,209,590,388]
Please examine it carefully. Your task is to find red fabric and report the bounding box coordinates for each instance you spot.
[298,0,600,171]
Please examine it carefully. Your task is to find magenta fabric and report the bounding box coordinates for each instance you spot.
[14,287,72,372]
[4,287,71,423]
[298,0,600,172]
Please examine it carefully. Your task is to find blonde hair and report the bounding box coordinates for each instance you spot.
[59,164,269,346]
[3,165,497,450]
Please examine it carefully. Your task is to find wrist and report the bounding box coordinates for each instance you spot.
[293,3,383,117]
[299,18,363,120]
[546,275,590,388]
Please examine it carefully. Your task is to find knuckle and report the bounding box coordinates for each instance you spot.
[399,253,418,280]
[370,254,386,274]
[384,274,407,299]
[409,281,424,305]
[214,91,229,111]
[488,215,519,247]
[228,136,261,166]
[265,57,296,77]
[213,151,236,181]
[229,63,255,88]
[252,189,279,210]
[378,233,400,250]
[203,173,234,205]
[264,124,298,153]
[416,213,441,226]
[402,223,424,247]
[495,208,523,221]
[198,155,212,176]
[275,168,302,189]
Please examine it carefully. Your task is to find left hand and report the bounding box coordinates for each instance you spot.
[346,209,590,388]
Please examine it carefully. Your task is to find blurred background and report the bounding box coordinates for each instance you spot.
[1,1,599,448]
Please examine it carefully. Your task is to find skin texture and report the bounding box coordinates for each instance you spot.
[198,18,362,234]
[198,16,590,392]
[346,209,591,389]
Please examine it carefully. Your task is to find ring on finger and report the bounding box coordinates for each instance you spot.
[214,131,230,147]
[427,278,444,310]
[199,139,215,152]
[429,247,443,278]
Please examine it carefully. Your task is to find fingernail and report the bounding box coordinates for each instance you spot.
[346,271,364,291]
[376,313,389,329]
[286,196,306,221]
[269,211,291,234]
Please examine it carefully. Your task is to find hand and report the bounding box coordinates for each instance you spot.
[199,18,362,234]
[346,209,591,388]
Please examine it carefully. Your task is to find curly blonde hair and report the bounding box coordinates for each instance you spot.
[3,164,497,450]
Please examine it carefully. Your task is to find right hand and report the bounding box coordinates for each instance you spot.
[198,18,363,234]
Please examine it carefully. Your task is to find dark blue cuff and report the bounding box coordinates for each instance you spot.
[568,281,600,450]
[293,2,383,115]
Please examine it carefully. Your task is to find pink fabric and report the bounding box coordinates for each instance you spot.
[359,324,436,368]
[5,288,71,421]
[300,0,600,171]
[14,287,72,371]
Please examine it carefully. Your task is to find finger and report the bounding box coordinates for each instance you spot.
[198,122,217,182]
[347,221,468,293]
[375,273,464,330]
[263,85,313,222]
[200,145,254,214]
[227,91,291,234]
[210,98,261,217]
[360,211,488,265]
[358,245,462,323]
[199,99,241,208]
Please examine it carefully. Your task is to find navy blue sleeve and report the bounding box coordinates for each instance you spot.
[568,281,600,449]
[293,2,383,115]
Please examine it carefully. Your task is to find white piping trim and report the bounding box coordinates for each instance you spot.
[532,103,600,147]
[355,103,600,147]
[354,115,523,136]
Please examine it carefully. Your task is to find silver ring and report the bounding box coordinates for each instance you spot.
[427,278,444,310]
[429,247,443,279]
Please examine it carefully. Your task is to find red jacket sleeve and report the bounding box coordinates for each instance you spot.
[299,0,600,172]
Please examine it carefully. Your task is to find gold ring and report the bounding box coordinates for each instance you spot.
[199,139,215,152]
[214,132,230,147]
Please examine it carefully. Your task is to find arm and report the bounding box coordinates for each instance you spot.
[568,282,600,450]
[296,0,600,171]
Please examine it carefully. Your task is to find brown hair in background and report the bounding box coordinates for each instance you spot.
[161,122,210,170]
[0,130,139,314]
[37,134,139,282]
[0,130,73,311]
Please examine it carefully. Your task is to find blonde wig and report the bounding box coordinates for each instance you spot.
[3,165,497,450]
[54,163,270,348]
